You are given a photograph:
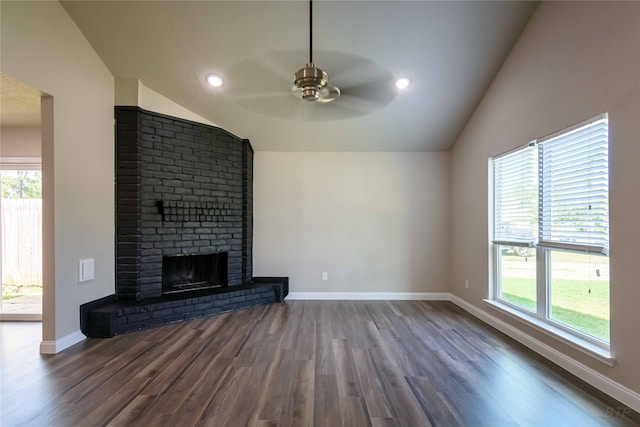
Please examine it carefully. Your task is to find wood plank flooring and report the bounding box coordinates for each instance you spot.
[1,300,638,426]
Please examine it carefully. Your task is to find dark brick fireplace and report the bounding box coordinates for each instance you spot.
[80,107,287,338]
[115,106,251,298]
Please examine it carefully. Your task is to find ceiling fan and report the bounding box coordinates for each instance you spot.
[227,1,398,120]
[292,0,340,103]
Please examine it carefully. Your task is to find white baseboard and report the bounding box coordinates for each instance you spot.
[40,330,85,354]
[286,292,450,301]
[0,313,42,321]
[449,294,640,414]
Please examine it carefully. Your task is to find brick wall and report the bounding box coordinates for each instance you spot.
[242,141,254,284]
[115,107,253,300]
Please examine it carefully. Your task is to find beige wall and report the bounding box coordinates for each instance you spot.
[114,78,216,126]
[450,1,640,396]
[0,127,41,158]
[1,2,115,343]
[139,81,216,126]
[254,152,451,294]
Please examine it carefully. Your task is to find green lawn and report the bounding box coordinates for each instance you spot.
[1,284,42,300]
[501,277,609,342]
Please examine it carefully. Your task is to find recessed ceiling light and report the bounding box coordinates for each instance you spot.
[395,78,411,90]
[206,74,224,88]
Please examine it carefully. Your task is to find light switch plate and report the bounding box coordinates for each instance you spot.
[79,258,95,282]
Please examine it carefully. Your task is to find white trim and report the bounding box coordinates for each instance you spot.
[0,157,42,170]
[0,313,42,321]
[449,294,640,414]
[537,112,608,144]
[485,298,613,363]
[39,330,85,354]
[491,139,537,160]
[286,292,450,301]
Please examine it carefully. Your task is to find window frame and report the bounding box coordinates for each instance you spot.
[488,114,612,361]
[0,157,42,171]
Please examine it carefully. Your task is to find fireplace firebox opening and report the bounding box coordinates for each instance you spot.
[162,252,228,295]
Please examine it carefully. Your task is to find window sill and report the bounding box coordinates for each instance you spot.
[483,299,615,367]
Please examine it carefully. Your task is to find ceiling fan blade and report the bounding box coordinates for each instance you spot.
[234,93,300,119]
[225,57,300,118]
[339,77,397,108]
[316,84,340,103]
[295,49,397,111]
[271,49,310,75]
[226,58,291,98]
[302,100,361,122]
[268,49,374,88]
[226,49,396,120]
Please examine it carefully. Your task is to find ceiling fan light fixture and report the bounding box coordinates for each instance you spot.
[301,88,320,101]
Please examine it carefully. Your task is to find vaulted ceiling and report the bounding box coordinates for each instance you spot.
[62,1,538,151]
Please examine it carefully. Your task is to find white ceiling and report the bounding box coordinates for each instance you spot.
[61,0,538,151]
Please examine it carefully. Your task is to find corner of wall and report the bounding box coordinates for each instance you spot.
[114,78,140,106]
[138,81,216,126]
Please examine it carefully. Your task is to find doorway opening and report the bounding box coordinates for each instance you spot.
[0,73,44,322]
[1,164,42,319]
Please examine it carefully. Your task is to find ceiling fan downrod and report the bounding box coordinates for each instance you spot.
[294,0,329,101]
[310,0,313,64]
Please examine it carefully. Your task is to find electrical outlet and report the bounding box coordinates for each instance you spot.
[465,279,469,289]
[322,272,328,281]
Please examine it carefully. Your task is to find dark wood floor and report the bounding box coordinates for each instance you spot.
[1,300,638,426]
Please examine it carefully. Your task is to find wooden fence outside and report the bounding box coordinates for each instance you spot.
[1,198,43,287]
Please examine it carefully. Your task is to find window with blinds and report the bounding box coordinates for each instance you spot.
[489,113,611,348]
[492,144,538,246]
[538,116,609,254]
[492,114,609,252]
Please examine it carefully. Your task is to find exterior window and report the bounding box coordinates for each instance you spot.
[548,251,609,342]
[496,244,537,312]
[490,114,609,346]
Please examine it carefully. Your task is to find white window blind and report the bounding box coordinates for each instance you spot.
[492,144,538,246]
[538,115,609,254]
